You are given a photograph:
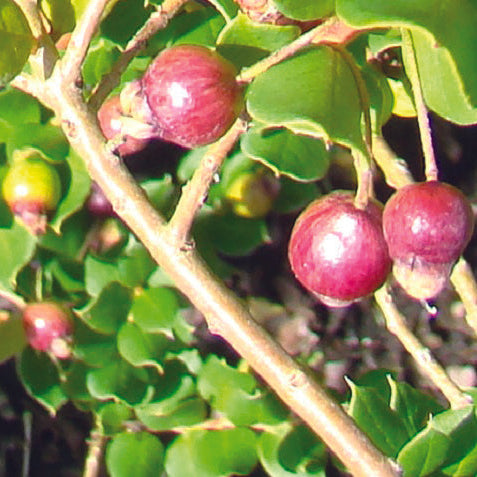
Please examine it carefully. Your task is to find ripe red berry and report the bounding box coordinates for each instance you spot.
[288,192,391,307]
[141,44,243,148]
[97,95,149,156]
[22,302,73,359]
[383,181,474,300]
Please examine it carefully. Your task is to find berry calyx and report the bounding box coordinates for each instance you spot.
[225,170,280,218]
[2,152,62,235]
[97,95,149,156]
[22,302,73,359]
[140,44,243,148]
[288,192,391,307]
[383,181,474,300]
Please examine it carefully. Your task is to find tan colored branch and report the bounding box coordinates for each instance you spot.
[451,258,477,336]
[167,117,247,245]
[375,284,471,409]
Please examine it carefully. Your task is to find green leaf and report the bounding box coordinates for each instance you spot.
[246,46,366,152]
[273,0,335,21]
[0,314,26,363]
[136,361,206,431]
[40,0,75,38]
[98,401,134,436]
[87,359,151,405]
[165,428,258,477]
[61,361,95,405]
[347,379,411,457]
[17,347,68,414]
[241,126,330,181]
[217,13,300,67]
[117,322,177,372]
[130,287,179,334]
[6,123,69,163]
[273,177,320,214]
[79,282,133,334]
[73,319,118,367]
[389,376,444,436]
[106,432,164,477]
[195,209,270,257]
[258,424,326,477]
[336,0,477,124]
[0,0,34,87]
[0,88,41,143]
[397,423,450,477]
[51,150,91,232]
[0,222,36,290]
[140,175,178,219]
[198,356,285,426]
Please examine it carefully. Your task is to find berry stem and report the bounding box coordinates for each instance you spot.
[401,29,439,182]
[167,117,247,246]
[237,17,362,84]
[88,0,190,111]
[83,420,105,477]
[375,283,472,409]
[352,149,374,210]
[451,258,477,337]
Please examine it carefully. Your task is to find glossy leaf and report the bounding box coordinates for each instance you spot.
[87,359,151,405]
[40,0,75,38]
[0,0,34,87]
[336,0,477,124]
[130,287,179,334]
[258,424,326,477]
[0,88,41,143]
[273,0,335,21]
[98,401,134,436]
[61,361,95,405]
[0,222,36,290]
[106,432,164,477]
[79,282,133,334]
[247,46,366,153]
[165,428,258,477]
[17,347,68,414]
[397,423,450,477]
[241,126,330,181]
[347,380,411,457]
[0,314,26,363]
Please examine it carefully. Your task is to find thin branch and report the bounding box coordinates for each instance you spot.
[167,117,247,246]
[237,17,362,84]
[451,258,477,336]
[12,0,44,39]
[375,283,472,409]
[83,422,105,477]
[401,29,438,182]
[46,82,399,477]
[59,0,110,83]
[88,0,189,110]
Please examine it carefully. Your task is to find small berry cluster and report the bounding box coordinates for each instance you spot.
[288,181,474,307]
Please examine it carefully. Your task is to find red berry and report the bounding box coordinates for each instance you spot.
[97,95,149,156]
[288,192,391,307]
[383,181,474,300]
[22,302,73,359]
[141,44,243,148]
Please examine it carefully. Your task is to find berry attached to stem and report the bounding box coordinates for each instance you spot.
[288,191,391,307]
[22,302,74,359]
[383,181,474,300]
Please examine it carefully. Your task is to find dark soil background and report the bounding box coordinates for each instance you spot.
[1,115,477,476]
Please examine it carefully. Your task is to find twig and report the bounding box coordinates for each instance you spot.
[45,80,399,477]
[375,283,472,409]
[22,411,32,477]
[88,0,189,110]
[237,17,362,84]
[352,149,374,209]
[12,0,44,39]
[167,117,247,246]
[59,0,111,83]
[451,258,477,336]
[401,29,438,181]
[83,422,105,477]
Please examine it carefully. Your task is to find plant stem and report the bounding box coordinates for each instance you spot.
[352,149,374,210]
[401,29,438,182]
[237,17,362,84]
[167,117,247,245]
[88,0,190,110]
[46,81,400,477]
[83,422,105,477]
[375,283,472,409]
[451,258,477,336]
